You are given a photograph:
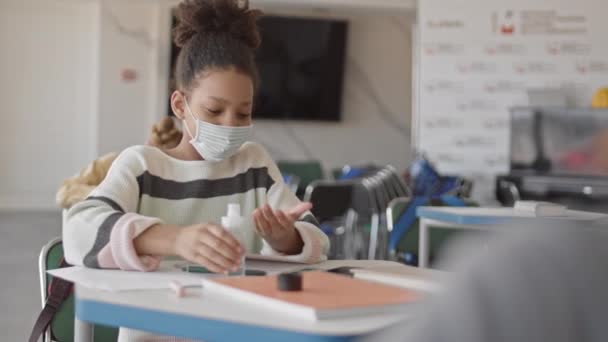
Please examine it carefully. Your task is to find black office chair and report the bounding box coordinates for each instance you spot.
[305,167,410,261]
[304,180,354,222]
[304,180,361,259]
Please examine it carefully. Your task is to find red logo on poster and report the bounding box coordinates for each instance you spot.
[493,11,517,35]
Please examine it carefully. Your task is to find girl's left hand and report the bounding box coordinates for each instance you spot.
[252,202,312,254]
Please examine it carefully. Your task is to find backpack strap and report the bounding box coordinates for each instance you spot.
[29,259,73,342]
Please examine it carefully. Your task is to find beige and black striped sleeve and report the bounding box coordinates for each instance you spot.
[62,147,163,271]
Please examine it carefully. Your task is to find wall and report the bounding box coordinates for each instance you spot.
[97,0,162,155]
[251,11,414,172]
[118,4,415,172]
[156,3,415,172]
[0,1,413,210]
[0,0,99,210]
[0,0,163,209]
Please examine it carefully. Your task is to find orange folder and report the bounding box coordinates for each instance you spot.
[202,271,422,320]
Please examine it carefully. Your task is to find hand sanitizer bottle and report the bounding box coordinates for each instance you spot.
[221,203,246,276]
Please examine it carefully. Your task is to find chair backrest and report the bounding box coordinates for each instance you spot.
[281,173,301,195]
[306,171,406,260]
[305,180,376,259]
[386,197,478,267]
[382,166,410,198]
[331,168,343,180]
[387,197,411,235]
[373,176,392,210]
[361,168,410,260]
[277,161,324,194]
[360,178,382,259]
[378,171,399,200]
[304,180,354,222]
[305,171,410,261]
[39,238,119,342]
[332,164,380,181]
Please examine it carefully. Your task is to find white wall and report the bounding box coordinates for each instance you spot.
[0,1,413,210]
[154,2,415,172]
[0,0,99,210]
[97,0,161,155]
[155,3,415,171]
[252,12,414,171]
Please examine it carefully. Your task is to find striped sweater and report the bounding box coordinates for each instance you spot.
[63,142,330,271]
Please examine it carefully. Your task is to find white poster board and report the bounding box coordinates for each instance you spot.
[416,0,608,179]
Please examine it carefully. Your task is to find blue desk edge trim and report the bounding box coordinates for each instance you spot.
[76,298,358,342]
[416,207,507,225]
[416,207,604,225]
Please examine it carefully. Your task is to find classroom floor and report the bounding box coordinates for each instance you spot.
[0,210,62,342]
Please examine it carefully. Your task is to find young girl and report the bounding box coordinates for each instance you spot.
[63,0,329,340]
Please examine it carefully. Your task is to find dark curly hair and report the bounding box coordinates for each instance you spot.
[173,0,262,92]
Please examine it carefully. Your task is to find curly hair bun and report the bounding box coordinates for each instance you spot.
[173,0,262,50]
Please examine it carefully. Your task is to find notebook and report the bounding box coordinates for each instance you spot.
[201,271,421,320]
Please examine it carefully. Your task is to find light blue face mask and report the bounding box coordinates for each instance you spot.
[183,100,253,161]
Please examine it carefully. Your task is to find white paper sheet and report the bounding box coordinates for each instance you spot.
[352,267,445,293]
[245,259,407,275]
[246,254,311,264]
[244,260,313,274]
[47,261,209,292]
[48,259,315,291]
[47,260,423,291]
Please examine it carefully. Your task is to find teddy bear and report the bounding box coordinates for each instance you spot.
[56,117,183,209]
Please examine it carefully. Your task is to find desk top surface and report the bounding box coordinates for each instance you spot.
[74,260,420,341]
[416,206,608,225]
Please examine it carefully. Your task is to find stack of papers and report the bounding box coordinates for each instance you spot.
[514,201,567,216]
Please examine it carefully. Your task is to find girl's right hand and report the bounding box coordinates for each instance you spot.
[173,223,244,274]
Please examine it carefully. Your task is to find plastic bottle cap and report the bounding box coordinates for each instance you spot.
[227,203,241,218]
[277,273,303,292]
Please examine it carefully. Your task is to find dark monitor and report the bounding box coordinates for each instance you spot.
[168,14,348,121]
[253,15,348,121]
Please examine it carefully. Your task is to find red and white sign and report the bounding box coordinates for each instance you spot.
[416,0,607,199]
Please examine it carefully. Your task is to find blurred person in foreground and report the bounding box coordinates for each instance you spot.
[366,221,608,342]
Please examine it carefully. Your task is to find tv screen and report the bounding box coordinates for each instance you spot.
[253,16,348,121]
[168,14,348,121]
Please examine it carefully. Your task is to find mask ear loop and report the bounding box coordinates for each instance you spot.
[181,93,198,141]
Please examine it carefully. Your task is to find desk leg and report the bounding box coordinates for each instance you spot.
[419,219,430,268]
[75,318,94,342]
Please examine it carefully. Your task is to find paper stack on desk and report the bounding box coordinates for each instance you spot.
[514,201,567,217]
[351,265,444,293]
